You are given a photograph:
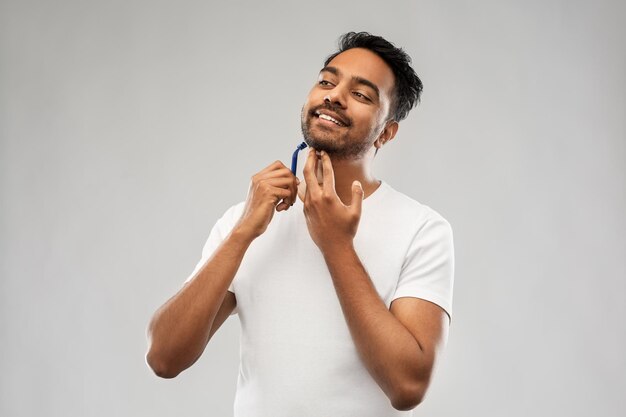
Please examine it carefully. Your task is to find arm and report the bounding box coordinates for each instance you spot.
[301,149,451,410]
[145,159,299,378]
[323,246,449,411]
[145,227,253,378]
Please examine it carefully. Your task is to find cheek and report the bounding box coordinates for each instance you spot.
[355,110,380,129]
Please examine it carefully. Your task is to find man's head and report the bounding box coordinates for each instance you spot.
[300,32,423,160]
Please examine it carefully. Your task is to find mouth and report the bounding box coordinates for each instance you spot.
[313,110,349,127]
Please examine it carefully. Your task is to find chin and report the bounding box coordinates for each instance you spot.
[302,131,336,151]
[302,117,349,153]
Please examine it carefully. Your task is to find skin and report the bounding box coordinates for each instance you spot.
[297,47,399,206]
[146,46,449,412]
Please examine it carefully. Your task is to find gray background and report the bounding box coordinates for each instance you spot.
[1,0,624,416]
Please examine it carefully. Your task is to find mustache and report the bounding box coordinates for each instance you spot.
[310,103,351,126]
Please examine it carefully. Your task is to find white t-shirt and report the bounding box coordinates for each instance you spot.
[184,180,455,416]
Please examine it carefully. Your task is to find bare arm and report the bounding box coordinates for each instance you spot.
[145,228,253,378]
[323,246,449,411]
[300,150,450,410]
[145,160,299,378]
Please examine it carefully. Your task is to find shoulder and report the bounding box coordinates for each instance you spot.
[380,181,453,232]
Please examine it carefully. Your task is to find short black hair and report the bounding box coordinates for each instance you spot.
[323,31,423,122]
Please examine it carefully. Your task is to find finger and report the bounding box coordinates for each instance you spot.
[261,176,296,187]
[252,166,294,203]
[351,180,364,214]
[302,147,321,196]
[282,177,297,209]
[267,185,292,205]
[256,167,293,181]
[262,176,297,206]
[319,150,335,191]
[289,176,299,206]
[258,160,288,175]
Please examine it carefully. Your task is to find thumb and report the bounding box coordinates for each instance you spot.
[351,180,364,212]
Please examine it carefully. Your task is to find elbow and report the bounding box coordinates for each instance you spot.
[145,323,184,379]
[145,349,181,379]
[391,383,425,411]
[391,394,423,412]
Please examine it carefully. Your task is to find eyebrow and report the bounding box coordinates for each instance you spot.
[320,66,380,100]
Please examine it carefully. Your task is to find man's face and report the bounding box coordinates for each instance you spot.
[300,47,396,160]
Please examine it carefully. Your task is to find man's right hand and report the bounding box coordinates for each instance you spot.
[234,160,299,239]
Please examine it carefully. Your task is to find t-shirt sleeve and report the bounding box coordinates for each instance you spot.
[183,202,243,315]
[391,214,455,322]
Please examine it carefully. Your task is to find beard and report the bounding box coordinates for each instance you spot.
[300,105,376,161]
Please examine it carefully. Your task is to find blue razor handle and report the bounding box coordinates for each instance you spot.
[291,141,308,175]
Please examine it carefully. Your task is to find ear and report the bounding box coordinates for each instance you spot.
[374,120,399,149]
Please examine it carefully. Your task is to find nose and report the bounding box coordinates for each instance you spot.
[323,89,347,109]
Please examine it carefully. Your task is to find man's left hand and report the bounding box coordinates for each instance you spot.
[302,147,364,254]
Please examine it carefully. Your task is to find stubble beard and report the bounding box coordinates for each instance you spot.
[300,106,375,161]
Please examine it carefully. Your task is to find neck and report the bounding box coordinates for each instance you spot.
[298,147,381,206]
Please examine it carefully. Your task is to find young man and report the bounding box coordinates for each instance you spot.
[146,32,455,416]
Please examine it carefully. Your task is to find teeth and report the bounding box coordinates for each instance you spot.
[318,113,343,126]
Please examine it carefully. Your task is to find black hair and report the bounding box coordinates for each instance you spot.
[323,31,423,123]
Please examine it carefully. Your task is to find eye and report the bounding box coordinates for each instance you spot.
[318,80,333,86]
[353,91,371,101]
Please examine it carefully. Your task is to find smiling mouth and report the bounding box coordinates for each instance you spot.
[315,116,346,128]
[314,110,348,127]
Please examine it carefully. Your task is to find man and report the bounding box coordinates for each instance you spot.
[146,32,455,416]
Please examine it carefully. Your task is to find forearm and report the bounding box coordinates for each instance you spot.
[146,227,253,377]
[322,244,427,407]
